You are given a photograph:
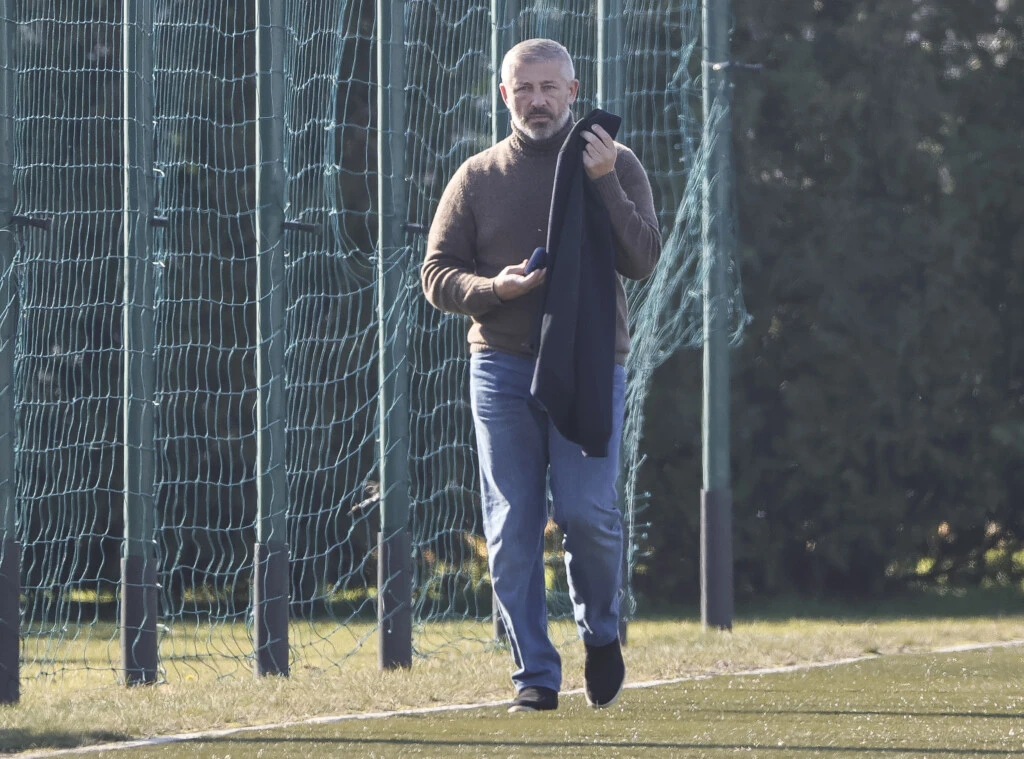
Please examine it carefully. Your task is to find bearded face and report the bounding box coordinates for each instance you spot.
[500,58,579,141]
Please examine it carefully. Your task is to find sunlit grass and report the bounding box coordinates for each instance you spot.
[2,599,1023,755]
[118,646,1024,759]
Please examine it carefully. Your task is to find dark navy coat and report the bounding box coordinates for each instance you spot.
[531,109,622,458]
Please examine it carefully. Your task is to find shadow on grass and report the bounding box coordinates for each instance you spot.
[204,735,1024,755]
[0,729,129,754]
[720,708,1023,721]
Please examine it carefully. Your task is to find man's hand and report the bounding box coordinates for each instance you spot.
[492,259,546,301]
[581,124,616,180]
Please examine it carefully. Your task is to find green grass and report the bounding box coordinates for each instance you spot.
[77,646,1024,758]
[2,597,1023,756]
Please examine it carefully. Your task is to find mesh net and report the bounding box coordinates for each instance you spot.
[13,1,124,678]
[151,1,259,678]
[1,0,746,685]
[281,0,381,669]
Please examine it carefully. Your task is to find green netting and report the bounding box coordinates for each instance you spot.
[12,1,124,678]
[0,0,746,687]
[404,2,492,634]
[151,1,259,677]
[281,0,381,668]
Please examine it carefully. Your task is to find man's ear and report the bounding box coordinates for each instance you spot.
[568,79,580,102]
[499,82,511,106]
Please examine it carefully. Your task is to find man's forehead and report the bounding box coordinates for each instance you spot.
[506,59,573,84]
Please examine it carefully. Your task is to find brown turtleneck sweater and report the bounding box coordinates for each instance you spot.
[421,119,661,364]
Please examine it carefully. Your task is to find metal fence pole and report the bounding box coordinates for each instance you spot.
[121,0,159,685]
[700,0,735,631]
[490,0,520,145]
[377,0,412,671]
[598,0,630,646]
[253,0,290,678]
[488,0,519,645]
[597,0,623,115]
[0,0,20,705]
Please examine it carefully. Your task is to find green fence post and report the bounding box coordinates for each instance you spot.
[253,0,290,677]
[0,0,20,705]
[377,0,412,670]
[700,0,735,631]
[488,0,519,645]
[598,0,630,646]
[490,0,520,145]
[121,0,159,685]
[597,0,623,115]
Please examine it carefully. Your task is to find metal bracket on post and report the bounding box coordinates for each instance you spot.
[282,219,318,234]
[10,215,52,231]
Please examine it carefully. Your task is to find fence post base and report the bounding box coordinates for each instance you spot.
[253,541,289,677]
[0,538,19,704]
[121,555,158,685]
[700,488,734,631]
[378,529,411,669]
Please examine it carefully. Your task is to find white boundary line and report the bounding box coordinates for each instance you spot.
[16,638,1024,758]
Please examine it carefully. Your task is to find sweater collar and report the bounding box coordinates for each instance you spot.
[508,116,574,157]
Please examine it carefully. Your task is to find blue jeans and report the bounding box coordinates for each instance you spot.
[469,349,626,693]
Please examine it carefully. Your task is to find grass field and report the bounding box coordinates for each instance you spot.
[3,595,1024,757]
[66,645,1024,758]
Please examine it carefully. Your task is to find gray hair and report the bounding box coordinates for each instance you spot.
[500,38,575,83]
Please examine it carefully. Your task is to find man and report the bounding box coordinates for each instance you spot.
[421,38,661,713]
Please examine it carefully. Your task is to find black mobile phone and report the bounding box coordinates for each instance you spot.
[524,246,548,274]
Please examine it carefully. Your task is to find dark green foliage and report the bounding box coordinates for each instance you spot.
[636,0,1024,603]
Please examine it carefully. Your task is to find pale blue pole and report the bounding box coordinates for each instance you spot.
[377,0,412,670]
[700,0,735,631]
[253,0,290,677]
[0,0,20,704]
[121,0,159,685]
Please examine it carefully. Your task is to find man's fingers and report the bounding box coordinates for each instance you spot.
[582,126,616,179]
[588,124,614,147]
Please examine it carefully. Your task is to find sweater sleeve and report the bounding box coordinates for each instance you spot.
[590,146,663,281]
[421,164,503,316]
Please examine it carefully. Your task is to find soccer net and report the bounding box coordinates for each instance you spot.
[2,0,746,685]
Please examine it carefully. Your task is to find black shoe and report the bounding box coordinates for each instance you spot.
[507,685,559,713]
[585,638,625,708]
